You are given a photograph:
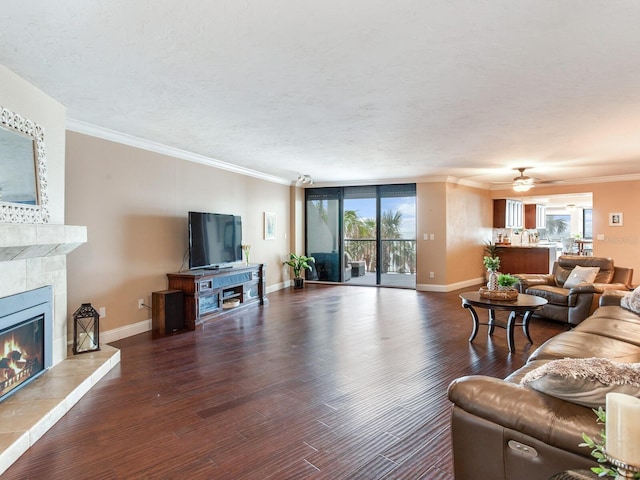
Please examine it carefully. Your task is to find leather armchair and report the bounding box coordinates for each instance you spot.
[514,255,633,326]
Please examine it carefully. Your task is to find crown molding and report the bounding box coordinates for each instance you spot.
[560,173,640,184]
[310,177,423,188]
[65,119,640,189]
[311,175,481,188]
[65,118,291,186]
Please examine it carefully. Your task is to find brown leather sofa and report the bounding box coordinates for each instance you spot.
[513,255,633,326]
[447,292,640,480]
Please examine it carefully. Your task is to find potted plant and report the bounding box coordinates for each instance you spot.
[497,273,519,291]
[483,256,500,290]
[484,240,501,259]
[284,253,315,289]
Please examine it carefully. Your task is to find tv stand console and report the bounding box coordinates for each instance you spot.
[167,263,267,329]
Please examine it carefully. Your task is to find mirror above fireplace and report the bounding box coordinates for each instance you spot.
[0,106,50,223]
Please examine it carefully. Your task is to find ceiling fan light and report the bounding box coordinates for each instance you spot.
[513,182,533,192]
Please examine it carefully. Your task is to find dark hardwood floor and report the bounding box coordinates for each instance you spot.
[3,284,567,479]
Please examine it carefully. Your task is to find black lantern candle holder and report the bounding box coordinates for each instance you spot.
[72,303,100,354]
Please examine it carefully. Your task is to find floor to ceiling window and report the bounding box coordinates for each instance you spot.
[306,188,342,282]
[305,184,416,288]
[378,185,416,287]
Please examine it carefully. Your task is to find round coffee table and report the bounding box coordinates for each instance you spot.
[459,291,548,352]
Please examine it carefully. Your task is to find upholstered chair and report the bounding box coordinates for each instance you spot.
[513,255,633,326]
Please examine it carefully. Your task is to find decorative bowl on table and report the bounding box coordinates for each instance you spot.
[478,287,519,301]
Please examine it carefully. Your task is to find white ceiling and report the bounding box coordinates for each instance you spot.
[2,1,640,187]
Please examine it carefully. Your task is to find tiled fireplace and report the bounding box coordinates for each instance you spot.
[0,224,90,362]
[0,224,120,475]
[0,286,53,403]
[0,65,120,475]
[0,99,119,473]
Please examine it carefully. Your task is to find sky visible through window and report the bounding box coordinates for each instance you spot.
[344,197,416,239]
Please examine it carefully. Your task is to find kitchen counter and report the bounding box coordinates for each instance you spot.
[496,244,557,274]
[496,242,558,248]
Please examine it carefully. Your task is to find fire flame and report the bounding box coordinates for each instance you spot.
[3,335,26,375]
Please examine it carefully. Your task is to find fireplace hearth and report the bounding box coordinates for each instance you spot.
[0,286,52,403]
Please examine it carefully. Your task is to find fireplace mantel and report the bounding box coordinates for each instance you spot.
[0,224,87,261]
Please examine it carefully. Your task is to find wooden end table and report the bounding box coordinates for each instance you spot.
[459,291,548,352]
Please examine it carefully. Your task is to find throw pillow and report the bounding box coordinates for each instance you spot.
[562,265,600,289]
[621,286,640,315]
[521,357,640,408]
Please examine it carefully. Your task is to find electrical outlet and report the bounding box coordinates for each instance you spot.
[99,307,106,318]
[429,234,435,240]
[138,298,144,309]
[423,233,428,240]
[429,272,435,279]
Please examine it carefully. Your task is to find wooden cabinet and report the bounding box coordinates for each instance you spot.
[167,264,267,329]
[498,247,555,274]
[524,204,546,229]
[493,199,523,228]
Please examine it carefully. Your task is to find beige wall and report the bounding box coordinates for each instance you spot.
[0,65,72,364]
[65,132,291,338]
[445,183,493,285]
[289,186,305,255]
[416,182,493,290]
[416,182,446,286]
[591,182,638,276]
[492,181,640,282]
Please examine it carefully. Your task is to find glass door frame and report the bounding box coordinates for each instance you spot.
[305,184,416,288]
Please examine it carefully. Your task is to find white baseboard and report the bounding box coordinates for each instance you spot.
[417,277,484,292]
[267,282,288,293]
[101,319,152,344]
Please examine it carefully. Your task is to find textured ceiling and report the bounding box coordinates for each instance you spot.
[1,1,640,187]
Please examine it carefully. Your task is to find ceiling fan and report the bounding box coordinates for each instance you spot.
[497,167,563,192]
[512,168,535,192]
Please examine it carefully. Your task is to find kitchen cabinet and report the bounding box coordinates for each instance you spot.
[493,199,523,228]
[524,204,546,229]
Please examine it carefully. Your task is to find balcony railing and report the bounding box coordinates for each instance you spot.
[344,239,416,274]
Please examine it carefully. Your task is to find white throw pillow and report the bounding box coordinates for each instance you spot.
[563,265,600,289]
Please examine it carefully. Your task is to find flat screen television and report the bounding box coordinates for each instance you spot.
[188,211,242,270]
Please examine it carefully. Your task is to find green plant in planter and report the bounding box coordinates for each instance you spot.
[284,253,315,279]
[497,273,519,289]
[484,240,501,259]
[483,256,500,272]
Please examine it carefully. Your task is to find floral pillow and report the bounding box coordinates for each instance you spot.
[521,357,640,408]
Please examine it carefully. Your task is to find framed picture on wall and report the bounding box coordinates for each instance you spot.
[609,212,623,226]
[264,212,276,239]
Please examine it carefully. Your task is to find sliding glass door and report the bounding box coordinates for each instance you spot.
[379,185,416,288]
[305,184,416,288]
[344,186,377,286]
[306,188,344,282]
